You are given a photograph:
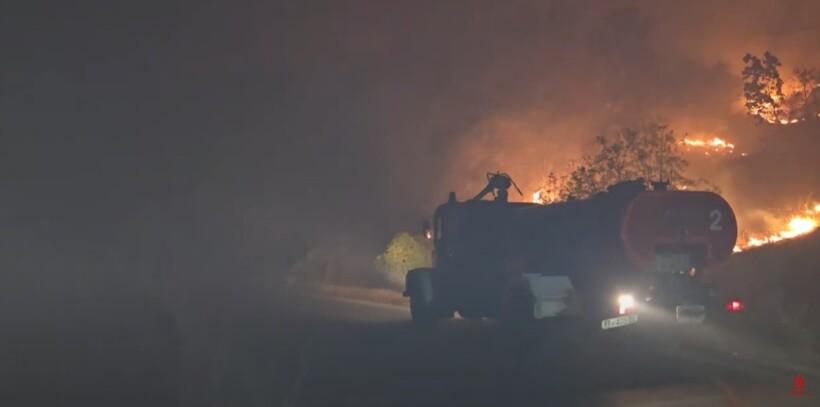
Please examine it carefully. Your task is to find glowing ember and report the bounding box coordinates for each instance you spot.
[734,203,820,252]
[682,137,736,155]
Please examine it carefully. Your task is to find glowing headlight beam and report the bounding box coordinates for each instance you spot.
[618,294,635,315]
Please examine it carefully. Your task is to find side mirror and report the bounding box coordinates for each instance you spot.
[422,220,432,240]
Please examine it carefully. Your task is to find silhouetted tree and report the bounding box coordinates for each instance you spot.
[533,169,569,204]
[538,121,708,201]
[633,121,691,187]
[561,164,600,200]
[742,51,786,123]
[792,68,820,120]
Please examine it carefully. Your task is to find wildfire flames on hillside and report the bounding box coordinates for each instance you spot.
[442,12,820,260]
[525,61,818,252]
[751,107,818,125]
[734,203,820,252]
[681,136,737,155]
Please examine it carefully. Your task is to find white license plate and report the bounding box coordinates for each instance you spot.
[654,253,690,273]
[601,314,638,330]
[676,305,706,324]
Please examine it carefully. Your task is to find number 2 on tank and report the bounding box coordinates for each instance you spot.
[709,209,723,231]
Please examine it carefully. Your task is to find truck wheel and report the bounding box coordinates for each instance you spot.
[501,287,533,327]
[406,268,439,327]
[410,294,437,326]
[499,286,542,358]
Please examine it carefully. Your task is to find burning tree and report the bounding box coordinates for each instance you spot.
[791,68,820,120]
[534,121,711,203]
[742,51,820,123]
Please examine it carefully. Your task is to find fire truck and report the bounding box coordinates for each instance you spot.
[403,173,739,333]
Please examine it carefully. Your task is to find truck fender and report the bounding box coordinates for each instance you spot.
[505,274,581,320]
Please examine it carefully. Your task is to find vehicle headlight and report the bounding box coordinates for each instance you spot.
[618,294,635,315]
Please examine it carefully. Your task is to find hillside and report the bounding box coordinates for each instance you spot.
[708,229,820,355]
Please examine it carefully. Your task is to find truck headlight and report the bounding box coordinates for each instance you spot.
[618,294,635,315]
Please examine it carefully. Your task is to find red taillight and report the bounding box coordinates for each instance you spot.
[726,300,744,312]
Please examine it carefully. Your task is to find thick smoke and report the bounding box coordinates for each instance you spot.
[332,0,820,236]
[4,3,820,398]
[3,0,819,287]
[294,0,820,278]
[234,0,820,282]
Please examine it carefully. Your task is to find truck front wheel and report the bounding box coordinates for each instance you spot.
[501,286,534,327]
[410,294,437,326]
[406,268,439,326]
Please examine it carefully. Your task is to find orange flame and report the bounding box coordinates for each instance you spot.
[747,99,814,125]
[734,203,820,252]
[682,137,736,155]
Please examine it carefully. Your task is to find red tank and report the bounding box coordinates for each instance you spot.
[508,184,737,274]
[619,190,737,270]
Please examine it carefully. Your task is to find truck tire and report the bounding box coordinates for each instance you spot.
[406,268,438,326]
[410,294,437,326]
[500,286,534,327]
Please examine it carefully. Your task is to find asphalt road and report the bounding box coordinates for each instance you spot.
[4,279,817,407]
[211,284,819,407]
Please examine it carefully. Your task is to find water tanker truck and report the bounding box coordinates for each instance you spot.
[404,173,738,333]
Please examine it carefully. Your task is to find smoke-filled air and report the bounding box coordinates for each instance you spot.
[372,0,820,253]
[278,0,820,280]
[5,1,820,405]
